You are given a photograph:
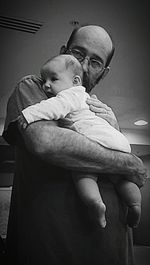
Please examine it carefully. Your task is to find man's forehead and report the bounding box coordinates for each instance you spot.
[72,26,112,54]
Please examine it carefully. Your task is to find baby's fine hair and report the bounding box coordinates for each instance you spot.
[63,55,83,80]
[41,54,83,80]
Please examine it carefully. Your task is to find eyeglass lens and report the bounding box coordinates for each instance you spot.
[69,49,103,70]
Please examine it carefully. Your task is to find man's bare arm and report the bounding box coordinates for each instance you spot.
[18,119,147,187]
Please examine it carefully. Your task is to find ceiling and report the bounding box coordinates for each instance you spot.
[0,0,149,143]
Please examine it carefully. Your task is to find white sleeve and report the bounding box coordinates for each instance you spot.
[22,87,85,124]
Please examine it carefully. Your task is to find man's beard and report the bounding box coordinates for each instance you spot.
[82,73,92,93]
[82,73,100,93]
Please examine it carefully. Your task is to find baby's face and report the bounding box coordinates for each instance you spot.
[41,57,74,96]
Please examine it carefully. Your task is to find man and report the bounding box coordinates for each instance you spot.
[3,25,146,265]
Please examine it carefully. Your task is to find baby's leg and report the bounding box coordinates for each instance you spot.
[115,180,141,228]
[73,173,106,228]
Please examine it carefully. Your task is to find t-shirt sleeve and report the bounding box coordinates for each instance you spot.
[2,75,48,145]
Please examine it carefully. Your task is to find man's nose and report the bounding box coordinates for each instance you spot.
[81,58,89,72]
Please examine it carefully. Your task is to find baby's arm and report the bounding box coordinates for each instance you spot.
[22,89,82,124]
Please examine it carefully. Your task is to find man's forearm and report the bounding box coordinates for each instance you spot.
[19,120,147,187]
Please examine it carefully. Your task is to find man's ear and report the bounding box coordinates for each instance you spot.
[101,66,110,80]
[73,75,82,86]
[60,45,67,54]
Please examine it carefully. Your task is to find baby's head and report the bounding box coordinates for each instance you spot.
[40,54,83,96]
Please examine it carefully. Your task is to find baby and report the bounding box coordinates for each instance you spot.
[20,54,141,228]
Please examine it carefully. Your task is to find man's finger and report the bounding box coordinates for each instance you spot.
[87,99,111,111]
[89,105,108,113]
[87,97,105,105]
[90,94,98,99]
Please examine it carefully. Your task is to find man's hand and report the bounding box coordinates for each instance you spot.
[86,94,119,130]
[109,154,147,188]
[126,154,147,188]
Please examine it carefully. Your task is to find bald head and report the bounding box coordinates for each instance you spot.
[78,26,112,53]
[67,25,114,67]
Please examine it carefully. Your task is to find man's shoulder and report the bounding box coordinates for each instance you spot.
[9,74,47,107]
[14,74,45,96]
[18,74,43,87]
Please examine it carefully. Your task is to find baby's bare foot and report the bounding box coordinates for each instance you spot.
[127,204,141,228]
[88,200,106,228]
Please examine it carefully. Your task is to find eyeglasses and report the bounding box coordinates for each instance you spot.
[66,48,105,72]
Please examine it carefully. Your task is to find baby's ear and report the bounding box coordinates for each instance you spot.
[73,75,82,86]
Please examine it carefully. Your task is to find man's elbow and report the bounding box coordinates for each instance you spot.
[22,120,58,157]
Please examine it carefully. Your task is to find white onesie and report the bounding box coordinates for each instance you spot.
[22,85,131,153]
